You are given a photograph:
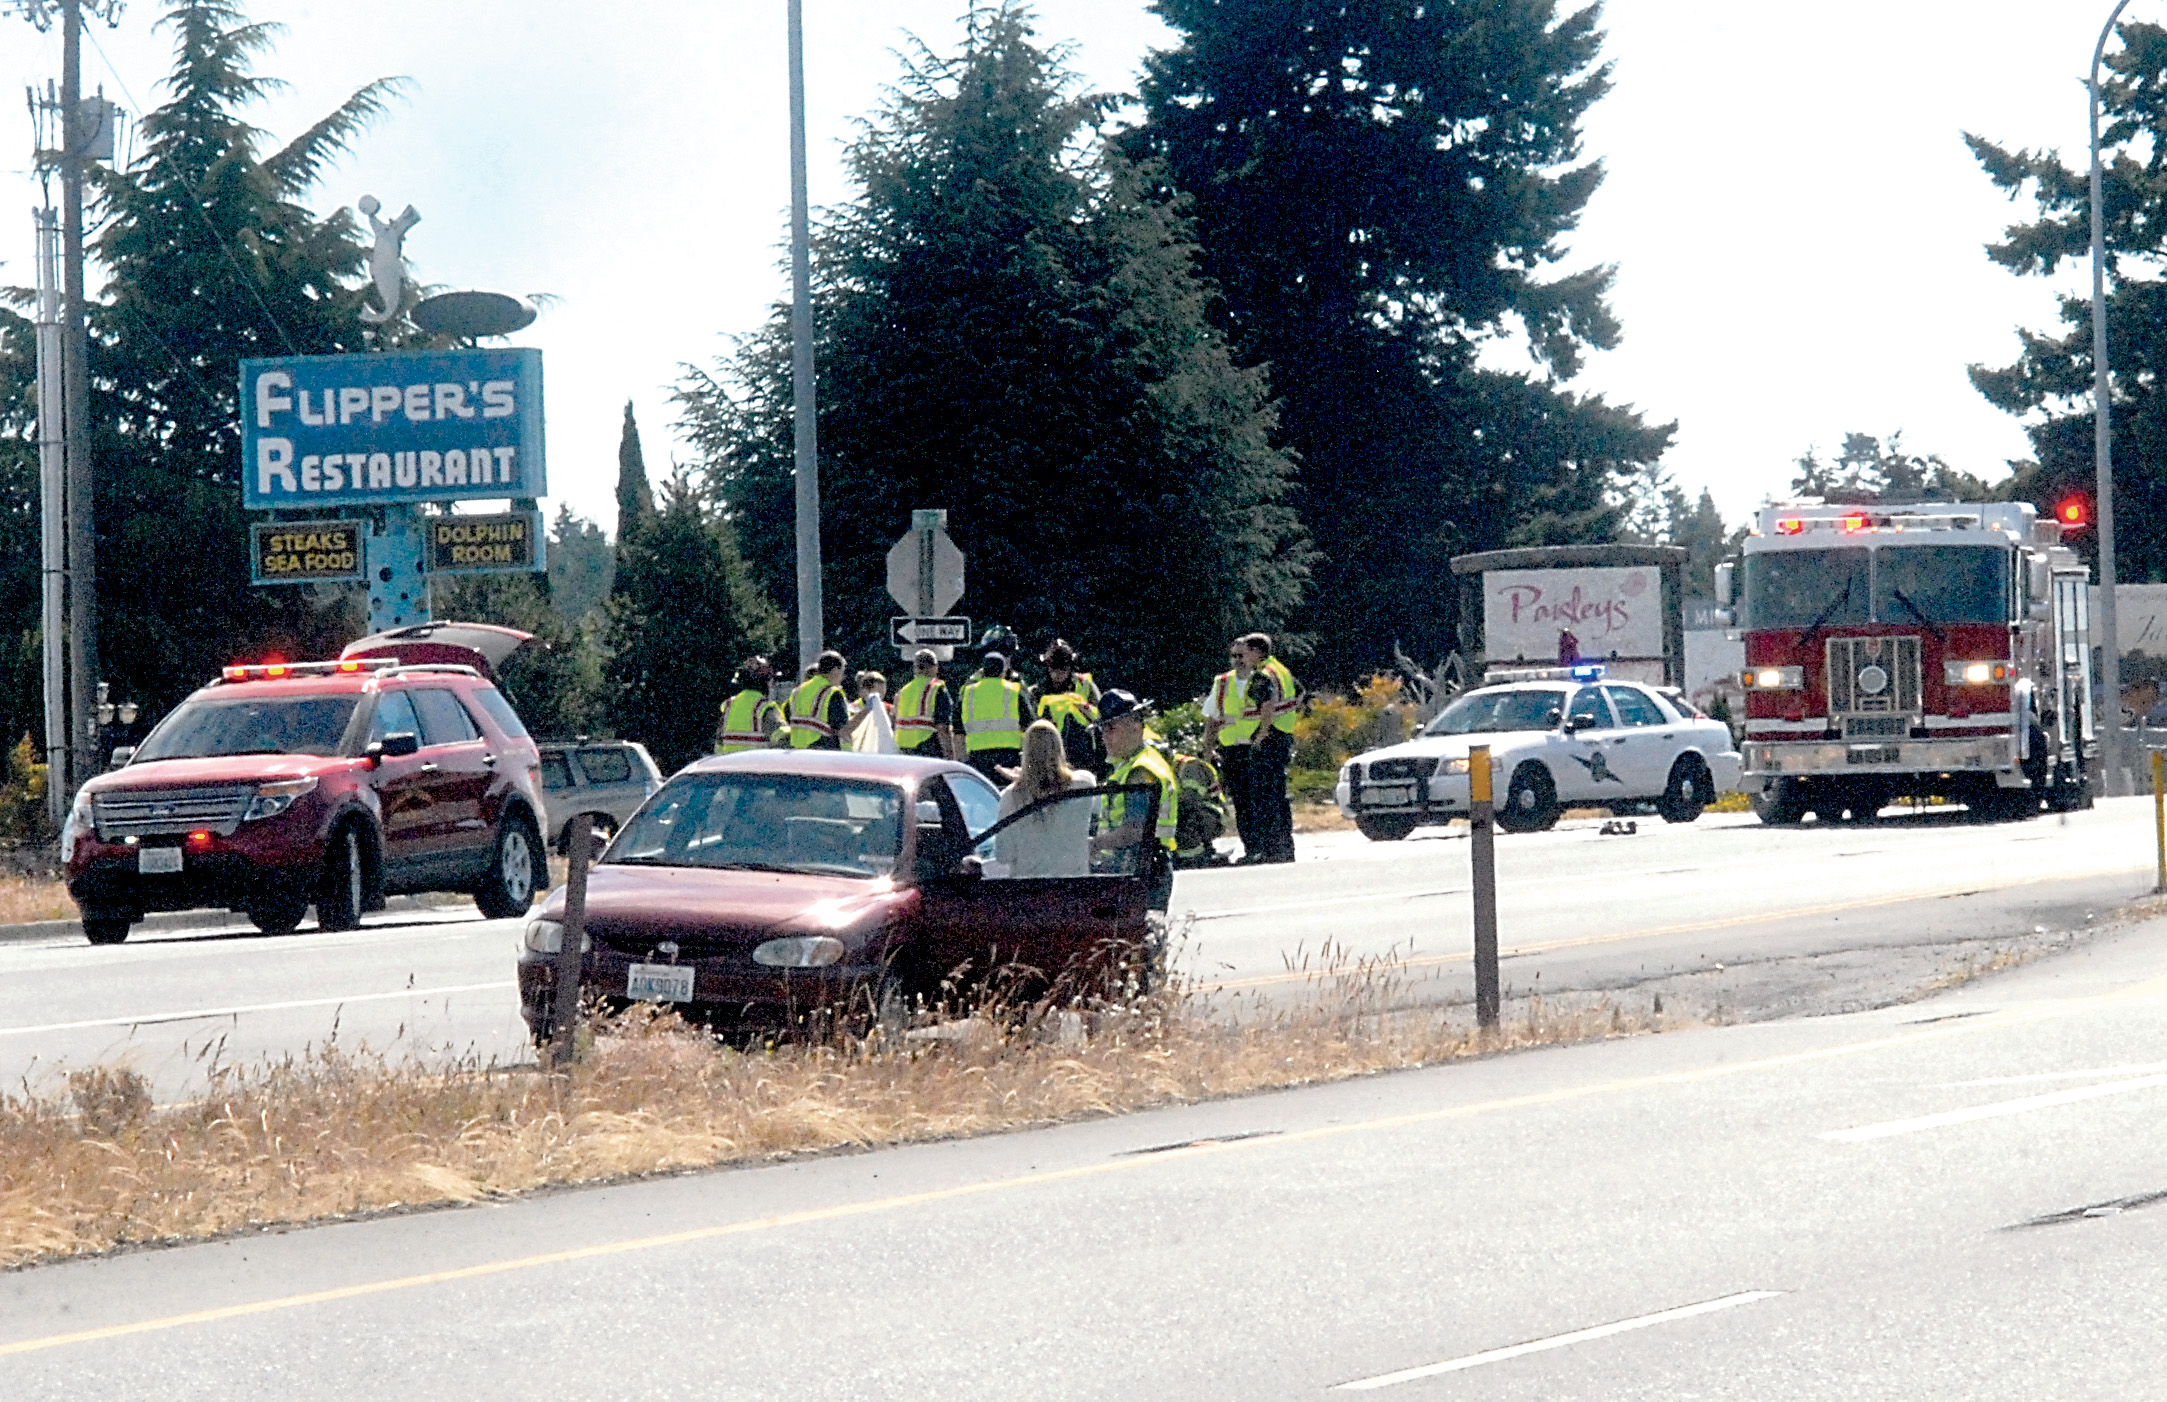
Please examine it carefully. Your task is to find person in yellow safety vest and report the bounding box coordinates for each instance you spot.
[786,650,865,751]
[1089,688,1177,911]
[1204,631,1302,864]
[714,656,786,754]
[958,647,1028,782]
[1031,638,1101,771]
[892,649,960,759]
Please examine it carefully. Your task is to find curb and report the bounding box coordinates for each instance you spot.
[0,896,472,948]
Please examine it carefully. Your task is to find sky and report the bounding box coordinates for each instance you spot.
[0,1,2130,538]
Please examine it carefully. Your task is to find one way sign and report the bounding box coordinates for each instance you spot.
[891,616,972,648]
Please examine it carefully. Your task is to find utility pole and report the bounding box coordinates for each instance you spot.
[33,208,65,829]
[61,0,99,793]
[787,0,823,674]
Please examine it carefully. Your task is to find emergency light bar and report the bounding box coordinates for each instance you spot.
[219,658,397,683]
[1484,663,1607,684]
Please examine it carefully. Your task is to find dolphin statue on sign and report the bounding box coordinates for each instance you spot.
[357,194,420,325]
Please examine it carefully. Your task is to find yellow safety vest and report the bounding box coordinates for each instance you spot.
[716,689,781,754]
[959,676,1025,752]
[786,677,845,748]
[1261,657,1301,735]
[893,676,945,751]
[1105,744,1180,851]
[1036,687,1098,732]
[1212,659,1302,745]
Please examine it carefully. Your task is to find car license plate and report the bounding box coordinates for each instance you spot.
[1364,784,1415,806]
[137,846,183,874]
[626,963,694,1002]
[1846,745,1899,765]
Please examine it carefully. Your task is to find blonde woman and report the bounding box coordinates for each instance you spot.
[993,719,1096,877]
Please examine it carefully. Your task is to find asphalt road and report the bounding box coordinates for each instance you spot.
[0,797,2157,1096]
[6,878,2167,1398]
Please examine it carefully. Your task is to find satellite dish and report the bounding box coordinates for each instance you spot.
[412,290,538,339]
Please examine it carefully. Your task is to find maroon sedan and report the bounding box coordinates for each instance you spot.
[516,751,1161,1035]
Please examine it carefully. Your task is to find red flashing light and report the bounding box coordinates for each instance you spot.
[2056,494,2092,529]
[1775,517,1804,535]
[1841,513,1870,533]
[337,660,363,672]
[186,829,213,848]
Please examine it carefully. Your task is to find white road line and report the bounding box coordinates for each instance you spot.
[1334,1291,1783,1390]
[0,982,517,1039]
[1822,1073,2167,1142]
[1935,1061,2167,1088]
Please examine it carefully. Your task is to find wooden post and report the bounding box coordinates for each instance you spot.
[2152,750,2165,896]
[549,813,593,1070]
[1469,744,1500,1029]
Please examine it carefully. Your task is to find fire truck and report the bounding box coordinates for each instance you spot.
[1715,500,2095,824]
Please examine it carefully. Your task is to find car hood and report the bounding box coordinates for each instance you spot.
[86,754,348,792]
[541,864,914,949]
[1354,729,1557,767]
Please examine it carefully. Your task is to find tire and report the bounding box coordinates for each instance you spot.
[316,824,366,932]
[1968,783,2036,825]
[81,914,132,946]
[475,811,544,920]
[248,893,309,935]
[1355,813,1418,842]
[1496,764,1560,834]
[1752,777,1805,826]
[1656,755,1713,824]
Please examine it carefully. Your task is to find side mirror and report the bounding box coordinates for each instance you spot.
[107,746,135,769]
[1563,714,1591,734]
[367,731,420,765]
[915,800,942,826]
[1713,561,1735,608]
[2029,557,2052,601]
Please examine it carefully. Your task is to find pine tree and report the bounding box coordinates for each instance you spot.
[1131,0,1673,681]
[679,1,1309,697]
[1966,18,2167,579]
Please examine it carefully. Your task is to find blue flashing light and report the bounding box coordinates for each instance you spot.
[1567,662,1606,682]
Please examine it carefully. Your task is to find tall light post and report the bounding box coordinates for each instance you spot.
[788,0,823,674]
[2092,0,2134,795]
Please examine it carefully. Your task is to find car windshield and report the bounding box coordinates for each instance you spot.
[132,696,360,761]
[1745,548,1869,629]
[1425,688,1564,736]
[1871,545,2008,626]
[606,773,903,878]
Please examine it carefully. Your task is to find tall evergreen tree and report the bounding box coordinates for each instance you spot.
[679,1,1309,697]
[604,469,783,774]
[1967,19,2167,580]
[545,504,613,625]
[1131,0,1673,681]
[83,0,407,710]
[613,399,654,545]
[0,311,41,765]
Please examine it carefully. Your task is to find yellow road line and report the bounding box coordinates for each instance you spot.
[1202,863,2150,994]
[8,977,2165,1360]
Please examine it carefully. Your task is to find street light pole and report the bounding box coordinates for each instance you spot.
[2092,0,2135,795]
[787,0,823,674]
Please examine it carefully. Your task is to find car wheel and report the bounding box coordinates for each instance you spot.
[1496,764,1559,834]
[475,812,544,919]
[249,893,309,935]
[1751,777,1805,826]
[1657,756,1713,824]
[1354,813,1418,842]
[81,913,133,946]
[316,824,366,932]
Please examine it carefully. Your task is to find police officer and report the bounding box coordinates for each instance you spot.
[958,645,1028,781]
[1032,638,1101,772]
[786,650,859,751]
[1091,689,1178,911]
[893,649,959,759]
[714,656,785,754]
[1207,632,1301,863]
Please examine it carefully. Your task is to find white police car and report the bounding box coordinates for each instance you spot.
[1335,666,1743,840]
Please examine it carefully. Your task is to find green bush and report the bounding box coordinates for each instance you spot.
[0,735,53,844]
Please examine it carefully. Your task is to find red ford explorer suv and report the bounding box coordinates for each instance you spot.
[62,655,548,945]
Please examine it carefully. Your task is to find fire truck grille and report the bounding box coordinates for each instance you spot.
[1826,636,1922,718]
[93,785,253,840]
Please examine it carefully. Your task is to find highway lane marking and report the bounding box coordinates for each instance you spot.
[1821,1072,2167,1142]
[7,985,2153,1360]
[1332,1290,1784,1390]
[0,982,517,1039]
[1936,1060,2167,1088]
[1200,862,2151,993]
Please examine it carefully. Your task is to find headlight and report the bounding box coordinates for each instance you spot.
[1945,660,2014,686]
[1740,667,1804,690]
[243,776,319,822]
[753,935,846,968]
[59,790,93,863]
[1436,756,1471,776]
[522,918,587,954]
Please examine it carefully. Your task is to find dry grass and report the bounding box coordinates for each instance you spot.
[0,947,1683,1269]
[1291,801,1354,833]
[0,874,71,926]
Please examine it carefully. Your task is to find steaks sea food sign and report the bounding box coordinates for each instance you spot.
[1483,566,1664,663]
[239,348,545,509]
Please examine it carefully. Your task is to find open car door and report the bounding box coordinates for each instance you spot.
[909,777,1158,999]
